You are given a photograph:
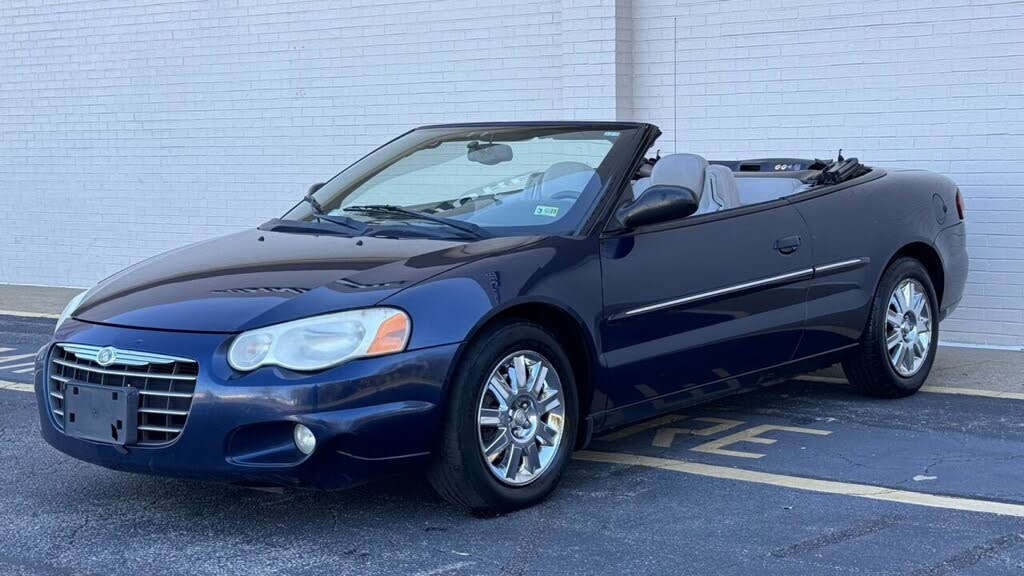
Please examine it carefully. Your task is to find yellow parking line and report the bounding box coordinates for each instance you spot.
[0,380,34,393]
[598,414,688,442]
[794,375,1024,401]
[794,375,847,385]
[0,309,59,319]
[575,451,1024,518]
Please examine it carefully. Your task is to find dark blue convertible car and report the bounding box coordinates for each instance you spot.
[36,122,968,513]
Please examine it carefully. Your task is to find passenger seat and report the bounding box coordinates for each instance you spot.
[633,154,741,215]
[702,164,740,212]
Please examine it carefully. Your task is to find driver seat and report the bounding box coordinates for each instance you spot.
[649,153,707,203]
[532,161,599,200]
[644,154,741,215]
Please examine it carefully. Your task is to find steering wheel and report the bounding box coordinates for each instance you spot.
[549,190,581,201]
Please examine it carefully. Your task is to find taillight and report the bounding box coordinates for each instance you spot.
[955,189,965,220]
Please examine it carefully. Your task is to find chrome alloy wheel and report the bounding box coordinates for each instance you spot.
[886,278,933,377]
[477,351,565,486]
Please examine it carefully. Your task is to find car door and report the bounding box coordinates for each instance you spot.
[786,172,911,360]
[598,198,812,417]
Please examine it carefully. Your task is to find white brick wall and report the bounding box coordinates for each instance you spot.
[627,0,1024,347]
[0,0,574,285]
[2,0,1022,347]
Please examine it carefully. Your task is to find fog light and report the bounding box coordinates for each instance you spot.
[293,424,316,455]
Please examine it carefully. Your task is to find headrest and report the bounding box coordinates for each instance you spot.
[705,164,740,210]
[650,153,708,199]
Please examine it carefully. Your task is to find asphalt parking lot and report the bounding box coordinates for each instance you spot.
[2,308,1024,576]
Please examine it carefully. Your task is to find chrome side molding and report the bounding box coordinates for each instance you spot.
[814,258,868,275]
[621,257,868,317]
[623,268,814,317]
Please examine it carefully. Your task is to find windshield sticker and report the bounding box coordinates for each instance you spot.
[604,131,620,137]
[534,205,560,218]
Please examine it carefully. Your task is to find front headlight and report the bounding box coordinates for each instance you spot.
[55,291,87,334]
[227,307,411,372]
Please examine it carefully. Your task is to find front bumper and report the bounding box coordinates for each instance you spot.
[36,319,459,489]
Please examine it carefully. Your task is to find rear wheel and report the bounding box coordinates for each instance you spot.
[428,320,577,514]
[843,257,939,398]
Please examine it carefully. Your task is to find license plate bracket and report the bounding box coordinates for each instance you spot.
[64,382,138,446]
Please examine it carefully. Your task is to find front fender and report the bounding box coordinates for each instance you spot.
[382,236,603,351]
[380,236,606,421]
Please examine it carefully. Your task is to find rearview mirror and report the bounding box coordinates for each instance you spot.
[616,184,699,229]
[467,142,513,165]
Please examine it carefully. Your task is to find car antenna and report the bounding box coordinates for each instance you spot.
[837,148,844,162]
[673,17,678,154]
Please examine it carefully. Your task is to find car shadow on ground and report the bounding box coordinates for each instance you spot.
[9,378,1024,576]
[61,378,867,522]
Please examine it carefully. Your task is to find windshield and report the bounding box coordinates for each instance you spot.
[280,124,644,238]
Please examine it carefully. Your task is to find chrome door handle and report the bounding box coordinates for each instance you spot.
[775,235,802,254]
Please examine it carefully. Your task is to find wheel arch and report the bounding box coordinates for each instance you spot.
[448,298,599,449]
[885,241,945,307]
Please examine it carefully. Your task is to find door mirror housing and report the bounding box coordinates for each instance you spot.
[616,184,700,229]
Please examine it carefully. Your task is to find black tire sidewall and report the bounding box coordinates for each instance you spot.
[871,258,939,392]
[445,321,578,512]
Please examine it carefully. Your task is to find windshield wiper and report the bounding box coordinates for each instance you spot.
[302,195,367,234]
[343,205,490,239]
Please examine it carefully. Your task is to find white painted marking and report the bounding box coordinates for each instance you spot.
[0,380,33,393]
[940,340,1024,352]
[795,375,1024,401]
[0,353,34,365]
[575,451,1024,518]
[0,361,34,370]
[0,309,60,319]
[919,386,1024,401]
[13,367,35,374]
[413,561,474,576]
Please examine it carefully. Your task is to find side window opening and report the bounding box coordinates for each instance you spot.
[627,152,863,217]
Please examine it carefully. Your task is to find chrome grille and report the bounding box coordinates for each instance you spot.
[48,344,198,445]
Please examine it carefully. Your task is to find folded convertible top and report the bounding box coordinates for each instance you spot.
[710,156,868,186]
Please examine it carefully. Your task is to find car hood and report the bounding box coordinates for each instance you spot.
[74,228,534,333]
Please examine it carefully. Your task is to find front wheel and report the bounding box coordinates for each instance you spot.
[428,320,577,514]
[843,257,939,398]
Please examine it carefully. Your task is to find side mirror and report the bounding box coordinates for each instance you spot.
[308,182,326,195]
[616,184,699,229]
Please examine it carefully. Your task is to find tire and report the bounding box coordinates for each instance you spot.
[843,257,939,398]
[428,319,578,515]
